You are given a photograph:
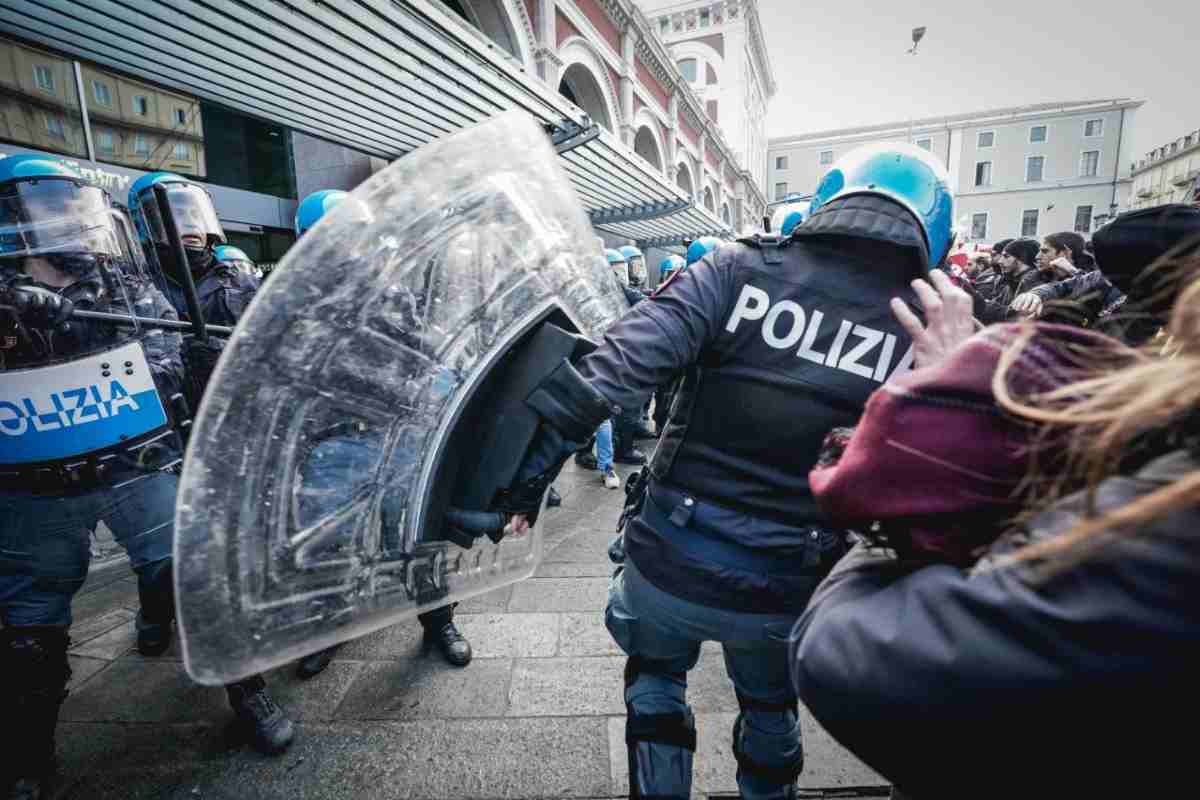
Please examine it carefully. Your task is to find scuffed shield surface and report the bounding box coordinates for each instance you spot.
[175,111,626,684]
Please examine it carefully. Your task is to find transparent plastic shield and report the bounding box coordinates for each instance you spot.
[175,111,627,685]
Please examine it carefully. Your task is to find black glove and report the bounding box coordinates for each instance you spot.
[495,424,583,521]
[182,335,227,408]
[6,285,74,329]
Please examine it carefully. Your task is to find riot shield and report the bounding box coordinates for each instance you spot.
[175,110,628,685]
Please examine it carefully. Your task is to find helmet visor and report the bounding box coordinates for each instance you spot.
[628,255,647,284]
[0,178,120,259]
[138,182,225,247]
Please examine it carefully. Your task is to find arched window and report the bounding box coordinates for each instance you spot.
[677,58,698,83]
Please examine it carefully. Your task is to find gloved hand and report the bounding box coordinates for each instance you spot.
[182,335,227,407]
[4,285,74,329]
[496,423,583,532]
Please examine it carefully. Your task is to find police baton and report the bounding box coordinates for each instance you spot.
[71,308,234,336]
[152,183,208,341]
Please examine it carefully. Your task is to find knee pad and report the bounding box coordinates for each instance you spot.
[624,657,695,800]
[2,626,72,696]
[136,557,175,624]
[732,692,804,789]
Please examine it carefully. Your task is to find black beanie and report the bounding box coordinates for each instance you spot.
[992,238,1013,257]
[1093,204,1200,298]
[1003,238,1039,269]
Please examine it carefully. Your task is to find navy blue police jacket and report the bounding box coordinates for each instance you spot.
[163,262,258,328]
[576,195,925,613]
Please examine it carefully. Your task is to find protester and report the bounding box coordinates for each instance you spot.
[789,243,1200,798]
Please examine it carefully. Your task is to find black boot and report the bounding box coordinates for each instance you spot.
[546,486,562,508]
[425,621,472,667]
[136,559,175,657]
[574,450,598,470]
[4,627,71,800]
[225,675,294,755]
[296,644,341,679]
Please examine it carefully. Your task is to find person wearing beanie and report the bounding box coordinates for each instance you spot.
[977,238,1048,322]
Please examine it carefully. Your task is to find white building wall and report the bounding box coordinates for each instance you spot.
[1130,127,1200,209]
[768,99,1142,242]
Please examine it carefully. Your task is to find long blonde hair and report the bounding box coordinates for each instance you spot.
[991,252,1200,569]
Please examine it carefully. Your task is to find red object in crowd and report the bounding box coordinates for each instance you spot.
[809,323,1115,564]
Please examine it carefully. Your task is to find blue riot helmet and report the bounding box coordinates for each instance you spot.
[0,153,123,280]
[770,203,807,237]
[214,244,258,278]
[618,244,647,288]
[128,171,225,282]
[295,189,349,237]
[807,142,954,268]
[659,254,685,283]
[686,236,721,266]
[605,247,629,286]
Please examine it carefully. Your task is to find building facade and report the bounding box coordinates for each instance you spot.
[2,0,764,280]
[768,98,1143,244]
[1130,126,1200,209]
[638,0,775,219]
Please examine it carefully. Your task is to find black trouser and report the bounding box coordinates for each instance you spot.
[417,603,455,631]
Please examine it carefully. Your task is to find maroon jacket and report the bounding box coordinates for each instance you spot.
[809,322,1117,563]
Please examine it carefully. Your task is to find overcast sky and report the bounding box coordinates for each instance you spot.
[757,0,1195,158]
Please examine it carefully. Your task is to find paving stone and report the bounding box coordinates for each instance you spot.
[544,529,617,564]
[67,655,113,691]
[52,721,229,800]
[76,563,132,596]
[178,718,612,799]
[263,661,365,722]
[69,619,136,660]
[70,608,135,647]
[335,657,512,720]
[453,613,559,658]
[509,577,609,612]
[61,659,230,723]
[455,584,513,613]
[335,621,426,660]
[71,577,139,623]
[557,612,621,657]
[508,656,624,716]
[687,651,740,713]
[536,561,615,578]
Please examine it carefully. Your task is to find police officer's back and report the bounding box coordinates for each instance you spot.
[503,143,954,800]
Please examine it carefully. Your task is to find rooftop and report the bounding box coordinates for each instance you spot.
[770,98,1144,147]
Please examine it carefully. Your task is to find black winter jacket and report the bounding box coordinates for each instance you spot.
[789,448,1200,798]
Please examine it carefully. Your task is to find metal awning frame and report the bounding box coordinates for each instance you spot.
[1,0,734,242]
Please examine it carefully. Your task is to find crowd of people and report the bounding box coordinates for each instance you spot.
[3,132,1199,800]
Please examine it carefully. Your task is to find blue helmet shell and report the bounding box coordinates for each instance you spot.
[127,171,189,210]
[295,189,348,236]
[770,203,807,236]
[807,142,954,268]
[618,245,642,261]
[660,254,685,274]
[686,236,721,266]
[213,245,251,264]
[604,248,627,265]
[0,153,81,184]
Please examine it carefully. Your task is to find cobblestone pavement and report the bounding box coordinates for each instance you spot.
[50,461,883,799]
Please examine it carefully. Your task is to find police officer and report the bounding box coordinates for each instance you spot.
[213,244,262,281]
[619,245,649,292]
[504,143,951,799]
[659,253,686,286]
[126,171,294,756]
[0,156,220,798]
[603,249,650,465]
[288,189,473,679]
